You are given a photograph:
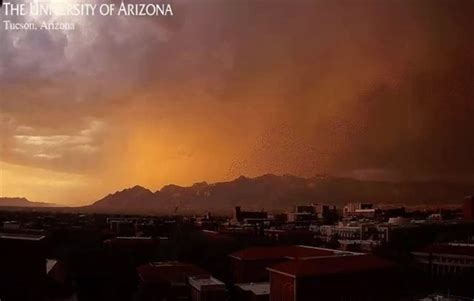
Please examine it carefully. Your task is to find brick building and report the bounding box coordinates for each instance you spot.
[228,245,355,283]
[267,255,398,301]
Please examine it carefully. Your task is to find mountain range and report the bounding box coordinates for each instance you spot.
[85,174,474,214]
[0,197,53,208]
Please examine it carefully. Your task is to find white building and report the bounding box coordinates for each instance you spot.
[188,275,227,301]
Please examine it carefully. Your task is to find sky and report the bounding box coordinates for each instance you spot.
[1,0,474,205]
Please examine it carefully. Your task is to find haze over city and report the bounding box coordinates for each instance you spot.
[1,0,474,205]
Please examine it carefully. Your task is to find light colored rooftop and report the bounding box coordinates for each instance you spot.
[46,259,58,274]
[150,261,186,267]
[116,236,152,240]
[418,294,474,301]
[235,282,270,295]
[189,275,225,291]
[0,233,45,241]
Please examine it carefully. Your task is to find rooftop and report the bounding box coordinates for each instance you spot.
[46,259,58,274]
[235,282,270,295]
[0,233,45,241]
[115,236,152,240]
[268,255,395,278]
[418,294,474,301]
[413,244,474,257]
[104,236,159,247]
[188,275,225,291]
[137,261,209,284]
[229,245,350,261]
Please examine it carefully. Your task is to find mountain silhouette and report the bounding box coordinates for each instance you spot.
[86,175,474,214]
[92,185,158,210]
[0,197,53,207]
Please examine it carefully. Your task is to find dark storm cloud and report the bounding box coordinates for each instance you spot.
[1,0,474,183]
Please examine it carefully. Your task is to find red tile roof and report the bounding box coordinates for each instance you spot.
[137,262,209,284]
[268,255,395,278]
[229,245,336,261]
[414,245,474,257]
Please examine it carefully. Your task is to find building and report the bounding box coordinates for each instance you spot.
[233,206,268,224]
[463,196,474,221]
[376,223,419,243]
[287,212,316,223]
[0,233,48,300]
[343,203,376,217]
[313,204,338,221]
[137,261,210,301]
[104,236,160,265]
[417,293,474,300]
[319,223,365,240]
[287,205,317,223]
[264,229,314,244]
[218,225,258,237]
[338,239,381,252]
[412,244,474,277]
[228,245,355,283]
[319,222,383,241]
[294,205,316,214]
[188,275,227,301]
[267,255,399,301]
[428,213,443,221]
[234,282,270,301]
[387,216,411,225]
[108,218,136,236]
[2,220,21,230]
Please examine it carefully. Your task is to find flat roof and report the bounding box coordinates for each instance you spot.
[188,276,225,291]
[229,245,357,261]
[137,262,209,284]
[413,244,474,257]
[116,236,152,240]
[268,255,395,278]
[104,236,159,247]
[0,233,45,241]
[229,245,334,261]
[46,259,58,274]
[235,282,270,295]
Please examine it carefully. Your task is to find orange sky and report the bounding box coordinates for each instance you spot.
[1,0,474,205]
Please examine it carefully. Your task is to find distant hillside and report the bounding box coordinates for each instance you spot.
[91,185,158,210]
[0,197,53,207]
[86,174,474,214]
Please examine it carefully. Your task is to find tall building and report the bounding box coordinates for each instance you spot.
[287,205,317,222]
[343,203,376,217]
[0,233,48,300]
[232,206,268,224]
[294,205,316,214]
[463,196,474,220]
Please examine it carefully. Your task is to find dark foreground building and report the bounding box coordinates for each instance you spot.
[267,255,398,301]
[136,261,211,301]
[228,245,355,283]
[464,196,474,221]
[0,233,53,300]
